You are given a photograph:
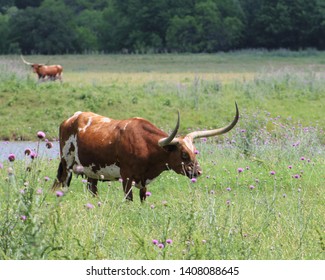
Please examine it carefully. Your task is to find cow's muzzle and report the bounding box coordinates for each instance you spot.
[183,163,202,178]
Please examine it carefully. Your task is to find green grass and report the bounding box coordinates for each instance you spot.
[0,51,324,140]
[0,51,324,260]
[0,124,323,259]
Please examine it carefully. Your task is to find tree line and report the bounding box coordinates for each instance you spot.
[1,0,325,54]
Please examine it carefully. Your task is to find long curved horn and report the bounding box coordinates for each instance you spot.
[20,55,33,66]
[158,110,180,147]
[186,102,239,140]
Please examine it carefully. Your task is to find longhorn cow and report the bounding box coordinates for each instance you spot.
[21,55,63,82]
[52,103,239,202]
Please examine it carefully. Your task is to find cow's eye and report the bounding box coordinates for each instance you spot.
[181,152,189,159]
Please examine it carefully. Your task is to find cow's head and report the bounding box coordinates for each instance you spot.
[20,55,45,73]
[158,103,239,179]
[31,64,45,73]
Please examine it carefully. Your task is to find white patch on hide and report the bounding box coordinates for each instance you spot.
[102,117,111,123]
[82,164,121,180]
[62,134,79,168]
[122,121,131,131]
[78,117,92,133]
[66,111,82,124]
[62,134,121,180]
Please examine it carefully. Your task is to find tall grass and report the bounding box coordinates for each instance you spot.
[1,53,325,140]
[0,113,323,260]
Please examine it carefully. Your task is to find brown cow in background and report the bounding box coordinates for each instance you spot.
[21,55,63,82]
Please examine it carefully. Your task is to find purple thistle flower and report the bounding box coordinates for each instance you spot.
[8,153,15,162]
[294,174,300,179]
[300,157,305,161]
[146,191,152,197]
[56,190,64,197]
[191,178,197,183]
[36,188,43,195]
[270,171,276,175]
[152,239,159,245]
[24,148,32,156]
[20,215,27,221]
[249,185,255,190]
[237,167,244,173]
[226,187,231,191]
[73,165,84,174]
[158,243,165,249]
[37,131,46,139]
[166,239,173,244]
[44,176,50,181]
[85,203,94,209]
[46,142,53,149]
[30,151,37,159]
[226,199,231,206]
[20,189,25,194]
[0,163,3,169]
[194,150,199,154]
[150,204,155,209]
[288,165,293,169]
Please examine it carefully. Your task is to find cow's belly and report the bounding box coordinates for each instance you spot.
[80,163,121,180]
[62,134,121,180]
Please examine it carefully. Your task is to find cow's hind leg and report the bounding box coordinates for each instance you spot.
[52,160,72,191]
[87,178,98,196]
[57,73,63,83]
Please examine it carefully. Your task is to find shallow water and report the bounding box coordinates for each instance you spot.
[0,141,60,162]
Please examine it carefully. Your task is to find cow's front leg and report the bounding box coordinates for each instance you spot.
[122,179,133,201]
[139,187,147,202]
[87,178,98,196]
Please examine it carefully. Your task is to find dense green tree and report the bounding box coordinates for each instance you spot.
[75,9,104,52]
[166,15,201,52]
[102,0,170,52]
[166,0,244,52]
[1,0,325,54]
[0,0,15,12]
[9,0,79,54]
[100,2,130,52]
[14,0,43,9]
[0,13,9,53]
[242,0,325,49]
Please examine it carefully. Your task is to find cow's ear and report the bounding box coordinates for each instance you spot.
[163,145,177,152]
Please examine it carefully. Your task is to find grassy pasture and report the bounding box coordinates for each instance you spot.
[0,51,324,260]
[1,51,325,140]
